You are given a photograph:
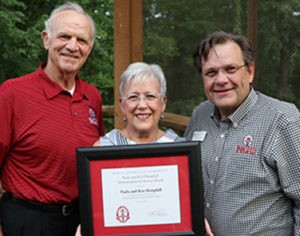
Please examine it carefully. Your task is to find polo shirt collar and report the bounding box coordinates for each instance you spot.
[37,63,88,100]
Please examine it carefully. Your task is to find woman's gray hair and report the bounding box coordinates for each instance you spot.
[44,2,96,45]
[119,62,167,99]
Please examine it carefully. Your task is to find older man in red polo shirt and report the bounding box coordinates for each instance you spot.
[0,2,104,236]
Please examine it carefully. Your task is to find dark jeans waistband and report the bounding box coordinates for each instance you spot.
[1,192,78,216]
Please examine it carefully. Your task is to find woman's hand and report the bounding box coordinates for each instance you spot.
[205,218,214,236]
[75,225,81,236]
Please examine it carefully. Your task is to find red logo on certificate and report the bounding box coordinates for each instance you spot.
[116,205,130,223]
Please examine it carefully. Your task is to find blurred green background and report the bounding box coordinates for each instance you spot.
[1,0,299,118]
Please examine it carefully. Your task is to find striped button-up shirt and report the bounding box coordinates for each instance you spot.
[184,89,300,235]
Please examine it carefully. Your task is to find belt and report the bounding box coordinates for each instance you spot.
[2,192,78,216]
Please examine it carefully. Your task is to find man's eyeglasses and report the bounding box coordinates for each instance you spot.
[203,64,247,79]
[122,93,162,104]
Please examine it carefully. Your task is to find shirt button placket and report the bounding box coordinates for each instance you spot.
[207,125,228,218]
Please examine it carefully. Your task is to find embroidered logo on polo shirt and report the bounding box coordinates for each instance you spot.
[235,135,257,155]
[88,108,99,126]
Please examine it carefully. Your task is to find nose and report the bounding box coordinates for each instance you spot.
[215,69,228,83]
[136,96,148,107]
[66,38,79,51]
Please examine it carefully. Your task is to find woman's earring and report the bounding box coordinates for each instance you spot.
[123,117,127,122]
[160,114,165,120]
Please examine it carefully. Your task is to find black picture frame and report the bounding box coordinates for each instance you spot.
[76,141,204,236]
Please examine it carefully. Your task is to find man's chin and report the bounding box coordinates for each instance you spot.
[61,60,83,71]
[60,65,80,75]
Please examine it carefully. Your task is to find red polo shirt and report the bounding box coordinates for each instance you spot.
[0,64,104,203]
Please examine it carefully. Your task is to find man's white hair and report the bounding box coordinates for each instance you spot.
[44,2,96,45]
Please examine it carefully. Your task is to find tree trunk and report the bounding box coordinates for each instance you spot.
[277,47,290,99]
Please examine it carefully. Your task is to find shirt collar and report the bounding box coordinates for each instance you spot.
[211,88,258,127]
[37,63,88,101]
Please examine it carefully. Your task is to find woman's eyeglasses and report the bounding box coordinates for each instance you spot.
[122,93,162,104]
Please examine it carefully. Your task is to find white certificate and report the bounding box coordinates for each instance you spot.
[101,165,181,227]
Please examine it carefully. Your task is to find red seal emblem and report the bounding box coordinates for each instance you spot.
[116,205,130,223]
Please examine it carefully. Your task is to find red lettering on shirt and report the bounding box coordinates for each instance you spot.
[235,145,257,155]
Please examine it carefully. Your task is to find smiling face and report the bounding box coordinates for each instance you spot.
[201,41,255,119]
[120,76,167,140]
[42,10,93,78]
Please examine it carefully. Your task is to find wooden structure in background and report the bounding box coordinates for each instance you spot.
[111,0,257,132]
[247,0,258,88]
[113,0,143,129]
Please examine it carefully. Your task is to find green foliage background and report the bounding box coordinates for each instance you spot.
[0,0,114,105]
[1,0,299,117]
[143,0,300,114]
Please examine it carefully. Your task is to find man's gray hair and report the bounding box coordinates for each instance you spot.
[44,2,96,45]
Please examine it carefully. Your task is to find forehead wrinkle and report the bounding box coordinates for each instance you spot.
[51,10,92,39]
